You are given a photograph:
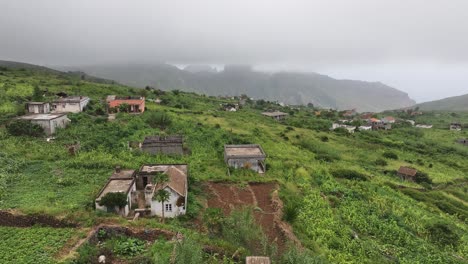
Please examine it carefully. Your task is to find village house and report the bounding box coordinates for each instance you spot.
[16,113,70,135]
[246,256,271,264]
[359,125,372,131]
[342,109,357,117]
[382,116,396,124]
[51,96,90,113]
[262,111,288,121]
[224,144,266,173]
[360,112,374,119]
[221,103,239,112]
[331,123,356,133]
[106,95,145,113]
[397,166,418,182]
[141,135,184,155]
[138,164,188,218]
[416,124,433,129]
[450,122,462,131]
[26,102,50,114]
[95,167,136,217]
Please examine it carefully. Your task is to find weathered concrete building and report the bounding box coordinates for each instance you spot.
[52,96,90,113]
[224,144,266,173]
[16,113,70,135]
[246,256,271,264]
[262,111,288,121]
[95,168,136,217]
[141,135,183,155]
[137,164,188,218]
[450,123,462,131]
[26,102,50,114]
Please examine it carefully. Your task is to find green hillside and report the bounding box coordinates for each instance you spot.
[417,93,468,111]
[0,66,467,263]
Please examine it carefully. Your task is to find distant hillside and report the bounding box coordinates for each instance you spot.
[417,93,468,111]
[0,60,116,85]
[61,63,416,112]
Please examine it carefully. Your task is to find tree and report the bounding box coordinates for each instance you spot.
[153,189,170,223]
[145,111,172,129]
[6,120,44,137]
[32,85,43,101]
[118,103,130,112]
[98,192,128,214]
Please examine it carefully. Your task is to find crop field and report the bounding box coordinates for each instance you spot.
[0,226,76,264]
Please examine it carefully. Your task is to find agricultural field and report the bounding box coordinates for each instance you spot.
[0,66,467,263]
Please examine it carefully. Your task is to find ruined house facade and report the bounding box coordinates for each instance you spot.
[224,144,266,173]
[95,168,137,217]
[141,135,183,155]
[26,102,50,114]
[16,113,70,135]
[52,96,90,113]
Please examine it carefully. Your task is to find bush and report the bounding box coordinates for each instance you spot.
[426,222,460,248]
[173,237,204,264]
[375,158,388,166]
[6,120,44,137]
[113,237,146,256]
[415,171,432,185]
[382,151,398,160]
[98,192,128,209]
[145,111,172,129]
[331,169,368,181]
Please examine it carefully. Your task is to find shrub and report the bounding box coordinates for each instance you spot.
[382,151,398,160]
[375,158,388,166]
[174,237,204,264]
[98,192,128,209]
[145,111,172,129]
[415,171,432,185]
[320,135,329,142]
[331,169,368,181]
[426,222,460,248]
[280,246,324,264]
[6,120,44,137]
[113,237,146,256]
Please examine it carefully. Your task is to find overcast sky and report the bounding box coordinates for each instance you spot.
[1,0,468,102]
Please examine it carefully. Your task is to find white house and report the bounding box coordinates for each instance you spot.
[359,125,372,131]
[95,168,136,217]
[26,102,50,114]
[140,165,188,218]
[331,123,356,133]
[16,113,70,135]
[406,120,415,126]
[381,116,396,124]
[52,96,90,113]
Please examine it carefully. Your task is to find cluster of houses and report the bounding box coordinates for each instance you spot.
[17,95,90,135]
[96,138,268,217]
[331,116,396,133]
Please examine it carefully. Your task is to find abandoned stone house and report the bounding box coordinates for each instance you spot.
[224,144,266,173]
[52,96,90,113]
[221,103,239,112]
[457,138,468,146]
[246,256,271,264]
[450,123,462,131]
[397,166,418,182]
[26,102,50,114]
[95,168,137,217]
[16,113,70,135]
[141,135,184,155]
[106,95,145,113]
[137,164,188,218]
[262,111,288,121]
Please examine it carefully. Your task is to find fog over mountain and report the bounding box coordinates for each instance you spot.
[1,1,468,102]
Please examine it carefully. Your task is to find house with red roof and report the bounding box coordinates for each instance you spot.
[106,95,145,113]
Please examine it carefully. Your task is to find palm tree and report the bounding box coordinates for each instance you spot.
[154,189,171,223]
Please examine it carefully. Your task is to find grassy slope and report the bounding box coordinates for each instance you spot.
[417,93,468,111]
[0,67,467,263]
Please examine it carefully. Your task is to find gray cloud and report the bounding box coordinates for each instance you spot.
[1,0,468,101]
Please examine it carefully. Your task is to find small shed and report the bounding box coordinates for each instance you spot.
[246,256,271,264]
[397,166,418,181]
[224,144,266,173]
[141,135,183,155]
[95,167,136,217]
[16,113,70,135]
[262,111,288,121]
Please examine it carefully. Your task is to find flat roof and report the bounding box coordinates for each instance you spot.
[139,164,188,174]
[17,113,67,121]
[27,102,48,105]
[224,144,266,158]
[53,96,89,103]
[246,256,271,264]
[97,178,134,200]
[110,169,135,179]
[262,111,288,117]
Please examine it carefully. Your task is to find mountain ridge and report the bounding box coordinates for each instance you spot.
[59,63,416,112]
[416,93,468,111]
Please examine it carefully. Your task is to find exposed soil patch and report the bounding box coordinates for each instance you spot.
[0,211,77,228]
[204,182,299,252]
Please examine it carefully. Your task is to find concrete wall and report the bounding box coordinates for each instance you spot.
[27,104,50,114]
[227,158,264,173]
[52,98,89,113]
[30,115,70,135]
[149,187,186,218]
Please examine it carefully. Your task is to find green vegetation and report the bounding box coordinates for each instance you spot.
[98,192,128,209]
[0,66,467,263]
[6,120,44,137]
